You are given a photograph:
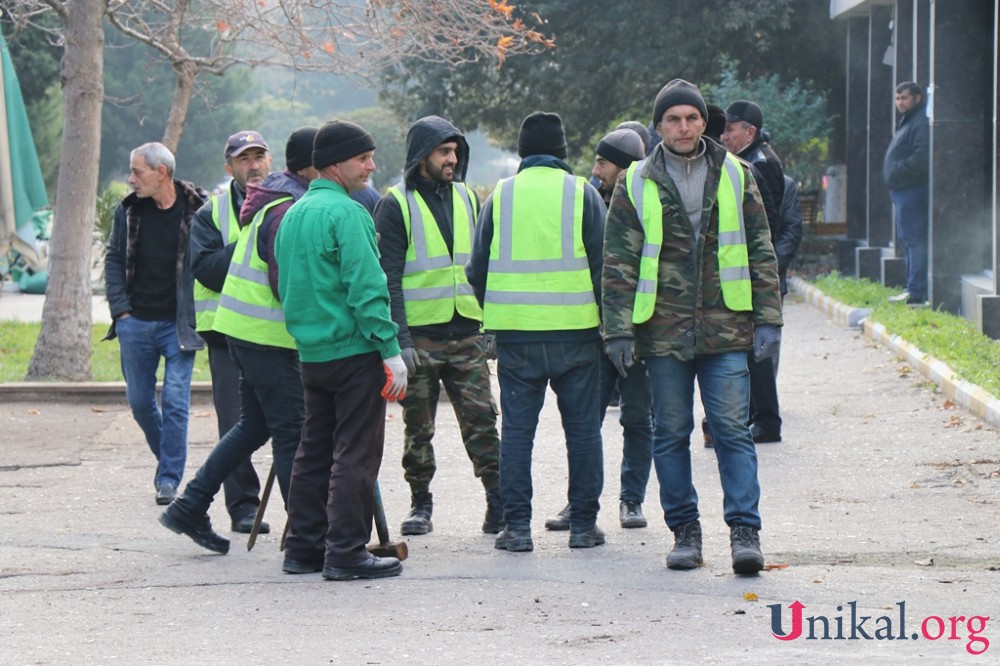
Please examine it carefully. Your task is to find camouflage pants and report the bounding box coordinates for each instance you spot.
[401,333,500,494]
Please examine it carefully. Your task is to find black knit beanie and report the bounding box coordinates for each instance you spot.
[517,111,568,159]
[596,129,645,169]
[285,126,318,171]
[312,120,376,170]
[652,79,708,126]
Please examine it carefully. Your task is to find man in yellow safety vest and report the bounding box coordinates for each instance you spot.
[602,79,783,575]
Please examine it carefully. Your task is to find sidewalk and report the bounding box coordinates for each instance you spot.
[1,296,998,665]
[0,284,112,324]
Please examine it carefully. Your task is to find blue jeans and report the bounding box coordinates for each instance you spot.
[116,316,196,489]
[175,343,304,517]
[599,356,653,503]
[645,352,761,530]
[496,340,603,532]
[891,184,929,301]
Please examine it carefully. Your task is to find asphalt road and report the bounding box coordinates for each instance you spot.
[1,296,998,665]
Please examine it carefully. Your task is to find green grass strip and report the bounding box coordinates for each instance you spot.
[0,320,210,383]
[812,272,1000,397]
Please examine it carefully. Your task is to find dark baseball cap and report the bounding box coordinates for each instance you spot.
[224,130,269,159]
[725,101,764,130]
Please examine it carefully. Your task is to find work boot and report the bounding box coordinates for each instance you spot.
[159,503,230,555]
[544,503,571,531]
[482,488,505,534]
[730,524,765,574]
[702,418,714,448]
[619,500,647,528]
[400,491,433,536]
[666,521,703,570]
[494,527,533,552]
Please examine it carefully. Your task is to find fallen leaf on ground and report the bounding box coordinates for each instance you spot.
[763,562,790,571]
[90,406,107,413]
[743,592,758,601]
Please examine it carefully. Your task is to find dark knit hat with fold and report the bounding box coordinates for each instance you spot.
[285,126,318,171]
[596,129,645,169]
[517,111,567,159]
[615,121,651,152]
[312,120,376,170]
[652,78,708,125]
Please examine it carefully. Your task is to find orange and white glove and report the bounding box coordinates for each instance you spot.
[381,353,408,402]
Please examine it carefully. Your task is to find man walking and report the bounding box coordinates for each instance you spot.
[883,81,930,306]
[545,127,652,532]
[374,115,502,537]
[721,100,787,444]
[603,80,782,574]
[158,128,318,555]
[189,130,271,533]
[104,142,206,505]
[276,120,407,581]
[467,111,607,553]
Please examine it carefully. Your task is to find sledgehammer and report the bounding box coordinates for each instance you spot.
[368,481,408,561]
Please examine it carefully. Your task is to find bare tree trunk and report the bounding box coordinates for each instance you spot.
[161,61,196,153]
[26,0,106,381]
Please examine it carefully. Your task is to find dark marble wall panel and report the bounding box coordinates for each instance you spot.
[929,1,993,312]
[845,16,871,257]
[869,5,895,248]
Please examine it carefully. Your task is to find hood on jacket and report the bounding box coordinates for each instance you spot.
[402,115,469,186]
[240,170,309,226]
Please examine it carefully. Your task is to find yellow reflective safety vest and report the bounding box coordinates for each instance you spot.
[388,183,483,326]
[483,167,599,331]
[194,191,237,332]
[212,197,297,349]
[625,154,752,324]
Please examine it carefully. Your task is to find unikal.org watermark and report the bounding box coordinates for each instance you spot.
[768,600,990,655]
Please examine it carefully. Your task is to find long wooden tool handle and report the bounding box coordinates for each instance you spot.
[373,480,391,545]
[247,462,276,551]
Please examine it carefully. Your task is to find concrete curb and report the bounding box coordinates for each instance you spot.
[790,275,1000,428]
[788,275,870,327]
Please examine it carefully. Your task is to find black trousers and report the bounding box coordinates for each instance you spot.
[207,342,262,521]
[748,353,781,434]
[284,352,386,567]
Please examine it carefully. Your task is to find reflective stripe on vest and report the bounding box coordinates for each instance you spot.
[483,167,599,331]
[194,192,236,332]
[389,183,483,326]
[626,153,752,324]
[212,197,297,349]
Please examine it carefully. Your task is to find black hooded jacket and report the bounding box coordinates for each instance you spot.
[373,116,480,348]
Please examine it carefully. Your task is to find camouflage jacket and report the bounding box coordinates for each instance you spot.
[601,138,782,360]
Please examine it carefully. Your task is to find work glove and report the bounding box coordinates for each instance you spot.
[482,331,497,360]
[753,324,781,363]
[605,337,635,379]
[381,354,408,402]
[400,347,421,375]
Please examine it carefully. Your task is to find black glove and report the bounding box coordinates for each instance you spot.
[400,347,420,375]
[753,325,781,362]
[483,331,497,360]
[605,338,634,378]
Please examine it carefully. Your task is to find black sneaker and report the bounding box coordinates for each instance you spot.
[619,500,647,528]
[400,491,433,536]
[494,527,533,552]
[666,521,703,570]
[569,525,606,548]
[543,504,571,531]
[155,483,177,506]
[730,524,765,574]
[159,504,230,554]
[482,488,505,534]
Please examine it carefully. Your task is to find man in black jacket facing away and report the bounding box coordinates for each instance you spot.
[721,100,786,444]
